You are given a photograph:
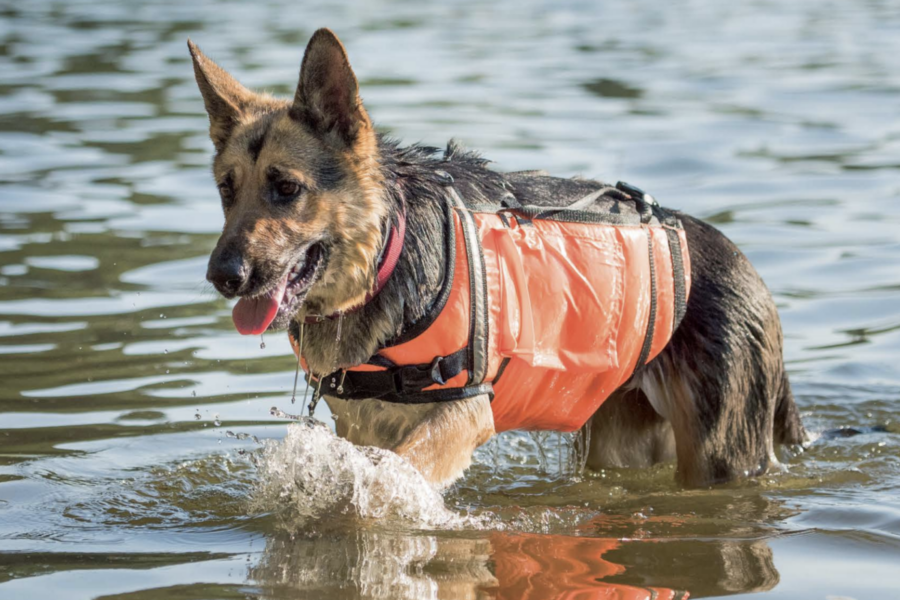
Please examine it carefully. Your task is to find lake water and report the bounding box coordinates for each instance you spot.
[2,0,900,598]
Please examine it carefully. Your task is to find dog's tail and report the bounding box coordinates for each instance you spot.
[774,371,808,445]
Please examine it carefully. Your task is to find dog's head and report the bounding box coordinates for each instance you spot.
[190,29,386,334]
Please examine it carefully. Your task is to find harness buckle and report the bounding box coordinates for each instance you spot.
[616,181,659,207]
[394,356,447,393]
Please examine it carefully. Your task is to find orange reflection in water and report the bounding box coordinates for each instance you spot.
[487,533,687,600]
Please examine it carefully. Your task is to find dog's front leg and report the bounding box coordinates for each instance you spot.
[392,394,495,487]
[326,394,495,487]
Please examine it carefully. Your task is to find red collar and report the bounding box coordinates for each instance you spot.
[304,212,406,323]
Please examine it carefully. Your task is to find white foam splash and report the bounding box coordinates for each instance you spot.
[250,418,480,531]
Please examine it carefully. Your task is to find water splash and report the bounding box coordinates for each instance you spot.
[249,418,484,531]
[517,427,592,480]
[225,430,261,445]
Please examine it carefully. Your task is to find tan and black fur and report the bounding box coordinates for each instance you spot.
[191,29,807,489]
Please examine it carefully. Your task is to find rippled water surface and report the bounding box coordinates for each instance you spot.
[2,0,900,598]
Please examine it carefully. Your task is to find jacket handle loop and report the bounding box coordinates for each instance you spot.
[444,183,490,386]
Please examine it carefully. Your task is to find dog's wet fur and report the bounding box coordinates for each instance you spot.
[191,29,807,488]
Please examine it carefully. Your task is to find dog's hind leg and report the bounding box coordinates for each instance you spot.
[637,346,780,487]
[632,214,802,487]
[585,386,675,470]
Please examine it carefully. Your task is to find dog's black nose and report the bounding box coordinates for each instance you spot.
[207,250,248,298]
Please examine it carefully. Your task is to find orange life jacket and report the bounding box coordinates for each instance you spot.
[293,182,690,433]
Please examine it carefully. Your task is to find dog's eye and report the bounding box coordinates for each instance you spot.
[218,179,235,209]
[276,181,302,198]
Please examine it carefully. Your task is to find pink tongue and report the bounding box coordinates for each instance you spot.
[232,277,288,335]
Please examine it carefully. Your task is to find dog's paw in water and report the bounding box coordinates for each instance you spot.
[250,418,470,531]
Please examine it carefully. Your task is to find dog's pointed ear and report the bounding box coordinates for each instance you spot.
[290,28,372,148]
[188,40,257,151]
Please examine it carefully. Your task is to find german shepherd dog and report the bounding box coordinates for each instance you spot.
[190,29,807,488]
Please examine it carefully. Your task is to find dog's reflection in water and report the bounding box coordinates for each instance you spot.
[249,531,495,599]
[248,527,778,599]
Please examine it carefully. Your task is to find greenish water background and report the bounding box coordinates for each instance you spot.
[1,0,900,598]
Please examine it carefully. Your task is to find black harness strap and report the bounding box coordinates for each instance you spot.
[312,347,493,404]
[664,226,688,331]
[366,354,397,369]
[635,226,657,370]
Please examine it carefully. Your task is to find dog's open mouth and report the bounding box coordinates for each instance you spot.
[231,243,327,335]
